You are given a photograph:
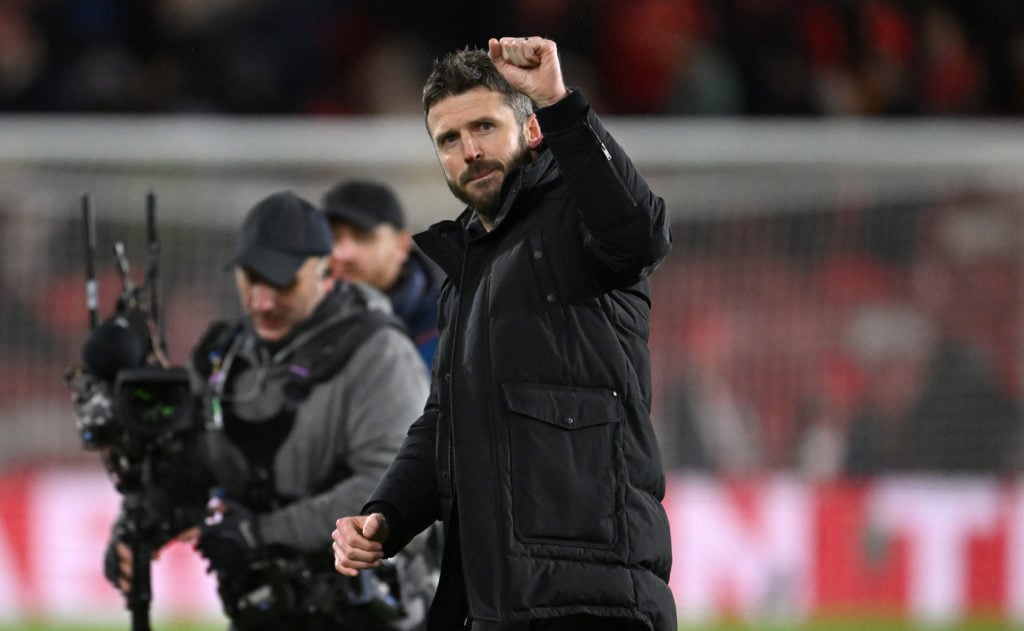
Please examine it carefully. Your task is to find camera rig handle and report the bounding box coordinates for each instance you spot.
[120,470,155,631]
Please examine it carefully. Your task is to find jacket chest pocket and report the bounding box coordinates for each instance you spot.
[502,382,623,548]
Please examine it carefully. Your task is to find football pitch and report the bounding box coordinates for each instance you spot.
[0,620,1018,631]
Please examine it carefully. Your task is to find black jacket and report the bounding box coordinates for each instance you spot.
[366,90,675,630]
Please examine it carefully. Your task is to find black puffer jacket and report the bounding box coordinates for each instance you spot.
[366,90,675,630]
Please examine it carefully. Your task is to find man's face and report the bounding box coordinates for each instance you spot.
[329,222,411,291]
[235,257,331,342]
[426,86,538,224]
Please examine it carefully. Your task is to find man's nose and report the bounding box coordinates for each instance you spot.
[462,136,482,161]
[333,239,358,261]
[250,283,277,311]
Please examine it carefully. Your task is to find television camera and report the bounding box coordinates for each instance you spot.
[64,192,195,631]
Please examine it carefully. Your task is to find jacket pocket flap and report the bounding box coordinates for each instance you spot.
[502,382,623,430]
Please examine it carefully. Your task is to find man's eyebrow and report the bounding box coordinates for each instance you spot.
[433,116,498,144]
[432,124,456,144]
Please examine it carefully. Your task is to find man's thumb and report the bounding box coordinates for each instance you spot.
[362,513,383,539]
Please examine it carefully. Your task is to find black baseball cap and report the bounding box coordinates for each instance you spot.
[226,190,332,288]
[321,179,406,231]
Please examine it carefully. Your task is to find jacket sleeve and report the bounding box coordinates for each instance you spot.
[363,368,443,557]
[535,89,672,288]
[257,327,428,552]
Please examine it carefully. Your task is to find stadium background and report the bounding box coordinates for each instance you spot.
[2,1,1024,629]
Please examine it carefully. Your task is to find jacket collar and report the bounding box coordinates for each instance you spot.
[490,146,558,233]
[414,148,559,278]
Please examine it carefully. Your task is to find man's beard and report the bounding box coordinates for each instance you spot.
[446,138,531,225]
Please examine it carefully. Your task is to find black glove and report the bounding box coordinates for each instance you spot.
[101,484,199,594]
[197,494,263,573]
[103,539,122,589]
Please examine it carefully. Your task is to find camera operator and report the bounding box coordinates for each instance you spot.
[102,190,435,630]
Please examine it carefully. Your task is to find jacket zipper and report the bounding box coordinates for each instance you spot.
[444,232,467,488]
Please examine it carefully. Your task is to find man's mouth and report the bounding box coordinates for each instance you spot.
[336,269,362,282]
[255,315,282,329]
[463,165,498,185]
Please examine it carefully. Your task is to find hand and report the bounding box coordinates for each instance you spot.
[488,36,569,108]
[332,513,389,577]
[196,496,262,573]
[102,540,164,594]
[100,487,185,598]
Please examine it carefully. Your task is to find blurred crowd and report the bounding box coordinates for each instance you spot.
[650,190,1024,478]
[2,0,1024,116]
[2,0,1023,474]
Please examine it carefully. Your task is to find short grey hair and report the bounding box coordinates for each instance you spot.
[422,47,534,126]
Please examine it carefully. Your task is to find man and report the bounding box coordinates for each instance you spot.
[321,179,441,367]
[332,37,676,631]
[103,191,434,630]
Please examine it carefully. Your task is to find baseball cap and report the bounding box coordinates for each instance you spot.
[321,179,406,231]
[226,190,332,288]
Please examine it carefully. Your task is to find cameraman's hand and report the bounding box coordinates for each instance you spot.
[196,495,262,573]
[102,540,164,594]
[176,525,200,543]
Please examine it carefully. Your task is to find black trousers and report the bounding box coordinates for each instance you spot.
[470,614,647,630]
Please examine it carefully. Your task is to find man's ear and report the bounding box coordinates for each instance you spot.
[396,230,414,264]
[526,113,543,149]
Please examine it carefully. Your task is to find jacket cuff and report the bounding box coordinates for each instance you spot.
[535,87,588,134]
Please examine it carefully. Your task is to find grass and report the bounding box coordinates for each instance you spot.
[0,625,222,631]
[678,619,1018,631]
[0,618,1017,631]
[0,616,226,631]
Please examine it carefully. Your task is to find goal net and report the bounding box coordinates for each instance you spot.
[1,115,1022,477]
